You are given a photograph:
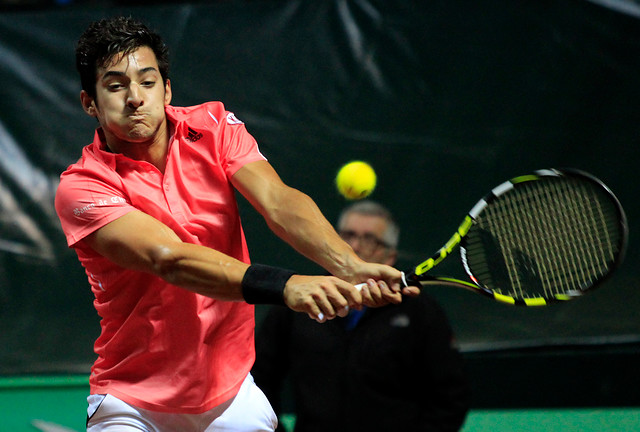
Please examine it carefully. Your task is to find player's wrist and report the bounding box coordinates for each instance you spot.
[326,251,364,282]
[241,264,296,305]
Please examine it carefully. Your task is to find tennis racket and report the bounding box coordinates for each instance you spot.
[364,168,628,306]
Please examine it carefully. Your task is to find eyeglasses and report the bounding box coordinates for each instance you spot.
[339,230,390,251]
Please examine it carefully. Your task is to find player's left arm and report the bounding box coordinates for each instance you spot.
[231,160,406,302]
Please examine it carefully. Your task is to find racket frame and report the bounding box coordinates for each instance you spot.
[404,168,628,306]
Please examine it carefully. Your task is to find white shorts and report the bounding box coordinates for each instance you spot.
[86,374,277,432]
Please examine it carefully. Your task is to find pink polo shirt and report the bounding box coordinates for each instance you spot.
[55,102,266,413]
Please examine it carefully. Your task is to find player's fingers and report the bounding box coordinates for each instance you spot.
[284,275,344,320]
[316,280,358,320]
[333,280,363,310]
[310,301,348,322]
[360,279,385,307]
[324,299,350,318]
[284,275,365,322]
[305,299,333,323]
[308,311,326,323]
[402,285,421,297]
[323,282,356,318]
[337,304,350,317]
[379,280,402,304]
[314,296,337,321]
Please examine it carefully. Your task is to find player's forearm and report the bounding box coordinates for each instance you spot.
[262,189,360,278]
[150,241,249,300]
[84,211,252,300]
[231,160,362,279]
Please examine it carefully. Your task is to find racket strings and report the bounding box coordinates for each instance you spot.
[465,178,622,300]
[532,181,592,295]
[543,180,616,292]
[563,181,618,283]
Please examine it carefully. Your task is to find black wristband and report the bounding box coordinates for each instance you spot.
[241,264,296,305]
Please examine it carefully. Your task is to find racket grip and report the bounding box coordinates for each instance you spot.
[354,272,409,290]
[354,272,409,291]
[316,274,408,322]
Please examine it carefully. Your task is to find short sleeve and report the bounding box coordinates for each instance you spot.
[203,103,267,177]
[55,170,135,247]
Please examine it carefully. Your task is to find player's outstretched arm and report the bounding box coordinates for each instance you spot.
[231,160,406,305]
[82,210,250,301]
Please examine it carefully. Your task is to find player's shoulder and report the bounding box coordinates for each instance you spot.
[167,101,223,116]
[59,143,111,183]
[167,102,245,128]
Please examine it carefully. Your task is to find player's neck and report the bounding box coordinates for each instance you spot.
[104,122,170,173]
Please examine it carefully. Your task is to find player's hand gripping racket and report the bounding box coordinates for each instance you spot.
[360,168,628,306]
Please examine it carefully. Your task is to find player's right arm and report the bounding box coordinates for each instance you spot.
[82,210,250,301]
[81,210,357,321]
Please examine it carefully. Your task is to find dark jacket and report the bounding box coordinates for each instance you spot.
[252,293,471,432]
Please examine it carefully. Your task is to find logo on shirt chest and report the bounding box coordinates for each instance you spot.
[186,127,203,142]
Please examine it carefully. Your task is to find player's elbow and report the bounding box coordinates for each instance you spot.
[148,244,183,283]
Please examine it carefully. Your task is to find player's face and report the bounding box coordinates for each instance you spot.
[339,213,397,266]
[81,46,172,149]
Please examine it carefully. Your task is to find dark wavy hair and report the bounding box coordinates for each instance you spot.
[76,16,170,99]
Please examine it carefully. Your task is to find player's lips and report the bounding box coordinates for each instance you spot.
[127,112,147,120]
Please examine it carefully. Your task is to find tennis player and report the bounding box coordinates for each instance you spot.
[55,16,417,432]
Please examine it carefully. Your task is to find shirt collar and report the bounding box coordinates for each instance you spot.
[88,128,117,169]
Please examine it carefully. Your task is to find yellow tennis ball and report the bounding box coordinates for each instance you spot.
[335,161,377,200]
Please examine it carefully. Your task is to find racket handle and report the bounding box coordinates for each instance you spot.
[354,272,409,291]
[315,274,408,321]
[354,282,366,291]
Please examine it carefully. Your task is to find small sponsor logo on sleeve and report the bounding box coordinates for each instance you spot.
[226,112,244,125]
[73,196,126,216]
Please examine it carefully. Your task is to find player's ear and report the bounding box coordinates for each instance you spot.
[80,90,97,117]
[164,79,172,105]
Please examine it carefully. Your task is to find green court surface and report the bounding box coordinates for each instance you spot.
[460,408,640,432]
[0,376,88,432]
[1,376,639,432]
[283,409,640,432]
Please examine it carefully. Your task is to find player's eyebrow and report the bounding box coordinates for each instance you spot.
[101,67,159,80]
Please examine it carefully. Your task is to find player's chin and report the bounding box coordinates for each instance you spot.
[124,121,158,138]
[127,127,154,141]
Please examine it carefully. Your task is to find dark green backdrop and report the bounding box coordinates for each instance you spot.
[0,0,639,376]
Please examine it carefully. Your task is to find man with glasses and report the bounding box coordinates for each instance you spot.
[253,201,471,432]
[335,200,399,267]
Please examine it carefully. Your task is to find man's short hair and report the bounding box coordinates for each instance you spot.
[76,16,170,99]
[337,200,400,249]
